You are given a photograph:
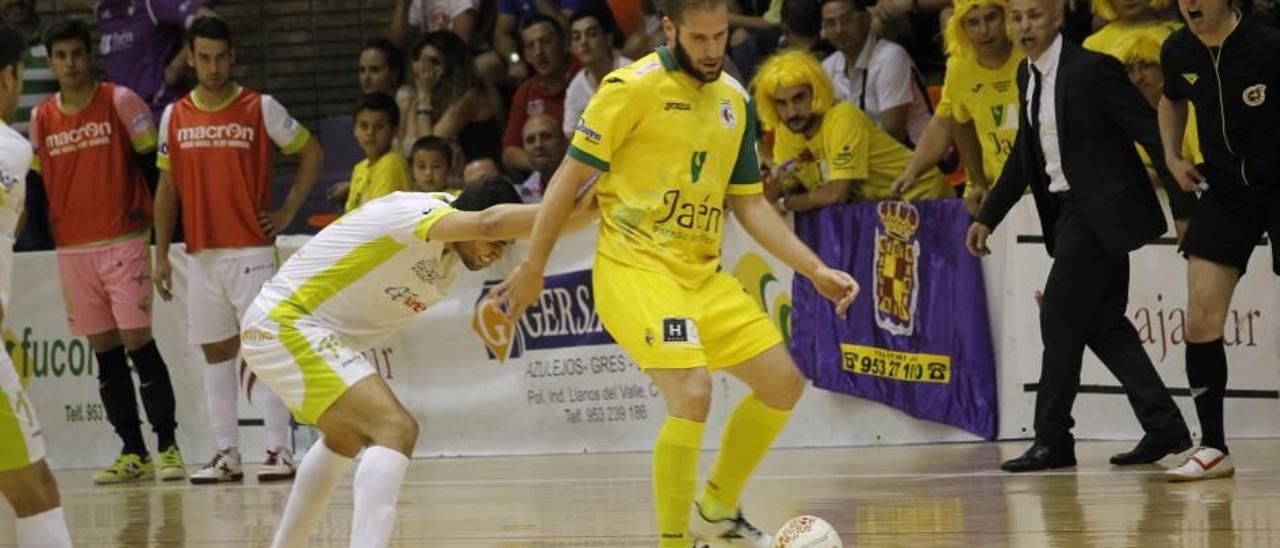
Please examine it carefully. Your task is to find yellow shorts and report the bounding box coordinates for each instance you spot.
[593,257,783,370]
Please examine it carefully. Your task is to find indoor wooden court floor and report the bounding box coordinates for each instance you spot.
[6,439,1280,547]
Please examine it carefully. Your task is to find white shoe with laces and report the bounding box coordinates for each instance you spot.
[189,448,243,484]
[1167,446,1235,482]
[690,502,772,547]
[257,447,297,482]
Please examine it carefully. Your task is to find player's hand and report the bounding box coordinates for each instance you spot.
[1166,156,1206,192]
[812,267,859,320]
[325,181,351,207]
[966,221,992,257]
[154,255,173,302]
[964,185,989,215]
[259,210,292,238]
[489,261,546,322]
[890,172,917,198]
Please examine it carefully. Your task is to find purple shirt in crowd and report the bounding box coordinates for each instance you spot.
[95,0,212,120]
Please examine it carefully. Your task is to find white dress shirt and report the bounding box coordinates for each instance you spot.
[1026,34,1068,193]
[822,34,930,143]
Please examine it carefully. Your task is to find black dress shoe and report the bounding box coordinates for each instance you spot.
[1001,444,1077,473]
[1110,432,1194,465]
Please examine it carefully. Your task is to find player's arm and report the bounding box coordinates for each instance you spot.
[953,120,991,213]
[153,169,178,301]
[1158,97,1201,191]
[880,104,910,143]
[261,96,325,236]
[891,112,954,196]
[426,181,597,242]
[731,192,858,318]
[782,178,852,213]
[263,138,323,237]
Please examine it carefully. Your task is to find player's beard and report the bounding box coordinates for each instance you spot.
[785,114,816,135]
[673,29,722,83]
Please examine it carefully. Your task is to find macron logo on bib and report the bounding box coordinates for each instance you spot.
[176,123,256,150]
[45,122,113,156]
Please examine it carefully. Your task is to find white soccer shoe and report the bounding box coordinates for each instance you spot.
[189,448,244,484]
[691,502,772,547]
[257,447,297,482]
[1167,446,1235,482]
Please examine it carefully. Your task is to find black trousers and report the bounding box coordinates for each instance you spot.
[1033,198,1187,449]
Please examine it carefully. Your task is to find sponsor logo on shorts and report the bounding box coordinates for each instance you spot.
[244,263,275,275]
[661,318,700,345]
[241,326,277,342]
[385,286,429,313]
[472,269,613,363]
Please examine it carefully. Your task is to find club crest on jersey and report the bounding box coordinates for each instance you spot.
[1244,84,1266,107]
[719,99,736,129]
[874,201,921,336]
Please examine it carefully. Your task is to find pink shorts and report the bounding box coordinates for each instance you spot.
[57,238,154,337]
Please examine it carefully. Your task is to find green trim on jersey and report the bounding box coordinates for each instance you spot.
[568,144,609,172]
[729,99,762,185]
[657,45,678,71]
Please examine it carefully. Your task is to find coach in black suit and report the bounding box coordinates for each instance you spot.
[965,0,1191,472]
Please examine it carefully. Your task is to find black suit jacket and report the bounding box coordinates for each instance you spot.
[976,39,1172,256]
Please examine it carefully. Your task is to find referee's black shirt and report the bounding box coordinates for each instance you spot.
[1162,15,1280,187]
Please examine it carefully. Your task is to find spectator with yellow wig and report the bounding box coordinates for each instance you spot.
[754,50,948,213]
[1083,0,1181,55]
[891,0,1023,214]
[1103,24,1200,241]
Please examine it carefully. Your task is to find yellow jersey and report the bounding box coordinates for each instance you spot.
[938,51,1023,189]
[772,102,948,201]
[568,46,762,287]
[346,150,412,212]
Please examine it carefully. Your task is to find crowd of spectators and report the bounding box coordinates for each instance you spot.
[14,0,1280,251]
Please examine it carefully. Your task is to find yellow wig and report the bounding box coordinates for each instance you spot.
[943,0,1009,59]
[1104,24,1174,64]
[750,50,837,131]
[1093,0,1171,22]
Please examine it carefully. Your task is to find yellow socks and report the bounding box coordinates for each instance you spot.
[654,416,706,548]
[699,395,792,521]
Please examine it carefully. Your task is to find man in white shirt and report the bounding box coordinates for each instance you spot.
[563,6,632,137]
[966,0,1190,474]
[391,0,480,46]
[819,0,931,145]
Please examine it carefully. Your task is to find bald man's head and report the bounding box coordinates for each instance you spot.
[523,114,568,177]
[1008,0,1062,60]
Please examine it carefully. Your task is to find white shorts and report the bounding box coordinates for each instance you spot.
[0,354,45,471]
[187,247,278,345]
[240,304,377,425]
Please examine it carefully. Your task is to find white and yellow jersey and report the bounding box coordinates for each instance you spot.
[249,191,461,350]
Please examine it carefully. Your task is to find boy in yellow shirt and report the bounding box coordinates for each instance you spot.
[346,93,412,211]
[408,135,456,194]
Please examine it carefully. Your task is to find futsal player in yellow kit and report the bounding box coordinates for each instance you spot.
[489,1,859,545]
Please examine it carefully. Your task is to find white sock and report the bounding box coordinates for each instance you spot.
[252,378,293,451]
[349,446,409,548]
[204,359,240,451]
[270,437,353,548]
[16,507,72,548]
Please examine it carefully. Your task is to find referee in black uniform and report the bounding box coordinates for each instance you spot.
[1159,0,1280,482]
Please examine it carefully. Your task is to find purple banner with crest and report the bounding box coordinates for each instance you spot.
[789,198,998,439]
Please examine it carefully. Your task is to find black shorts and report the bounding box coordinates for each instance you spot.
[1179,183,1280,275]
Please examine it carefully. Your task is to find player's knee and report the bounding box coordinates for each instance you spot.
[1186,306,1227,342]
[119,328,154,351]
[768,365,806,410]
[371,410,419,454]
[666,376,713,422]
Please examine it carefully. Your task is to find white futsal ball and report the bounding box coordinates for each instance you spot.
[772,515,842,548]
